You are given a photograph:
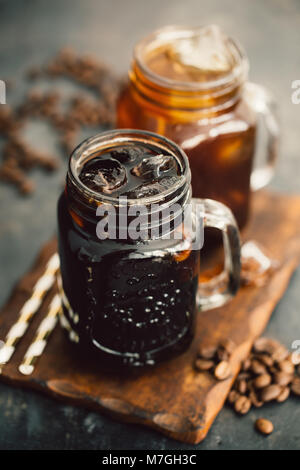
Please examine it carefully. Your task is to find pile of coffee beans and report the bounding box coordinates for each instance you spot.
[0,48,123,194]
[228,337,300,417]
[195,336,300,436]
[0,105,59,193]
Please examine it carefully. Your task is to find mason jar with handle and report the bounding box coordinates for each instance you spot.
[57,130,241,369]
[117,25,279,229]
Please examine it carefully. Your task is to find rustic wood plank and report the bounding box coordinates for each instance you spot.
[0,191,300,444]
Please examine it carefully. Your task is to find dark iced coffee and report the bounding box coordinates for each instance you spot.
[58,131,200,368]
[57,130,241,370]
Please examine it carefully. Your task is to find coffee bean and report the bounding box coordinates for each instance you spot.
[253,337,276,354]
[291,377,300,396]
[197,345,217,360]
[194,358,214,372]
[20,179,35,194]
[253,373,271,389]
[217,348,230,362]
[249,390,263,408]
[227,390,240,404]
[255,418,274,435]
[214,361,231,381]
[242,358,251,371]
[234,396,251,415]
[217,339,235,362]
[236,379,247,394]
[251,359,267,375]
[253,337,283,357]
[277,387,290,403]
[237,372,251,381]
[260,384,282,402]
[272,346,289,362]
[277,360,294,375]
[256,354,273,368]
[246,379,254,393]
[219,338,235,355]
[273,372,293,387]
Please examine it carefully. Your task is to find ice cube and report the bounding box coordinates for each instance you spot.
[124,183,161,198]
[110,145,143,163]
[124,176,179,198]
[79,157,127,194]
[131,154,177,181]
[166,25,236,77]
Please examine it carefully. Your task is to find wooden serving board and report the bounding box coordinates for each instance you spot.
[0,191,300,444]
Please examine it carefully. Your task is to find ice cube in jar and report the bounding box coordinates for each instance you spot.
[78,142,182,199]
[144,25,238,83]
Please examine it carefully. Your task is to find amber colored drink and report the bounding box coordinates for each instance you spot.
[117,25,257,228]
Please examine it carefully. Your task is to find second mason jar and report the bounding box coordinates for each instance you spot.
[117,25,279,229]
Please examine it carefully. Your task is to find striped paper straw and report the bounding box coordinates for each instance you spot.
[18,294,61,376]
[0,252,60,372]
[57,274,80,343]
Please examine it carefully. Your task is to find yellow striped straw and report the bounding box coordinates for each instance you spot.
[0,252,60,373]
[18,294,61,376]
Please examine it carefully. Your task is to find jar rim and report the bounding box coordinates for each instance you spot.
[133,24,249,93]
[68,129,191,207]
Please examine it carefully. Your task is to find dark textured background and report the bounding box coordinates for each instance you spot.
[0,0,299,450]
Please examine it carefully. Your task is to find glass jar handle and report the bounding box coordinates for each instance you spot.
[244,82,280,191]
[193,198,241,311]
